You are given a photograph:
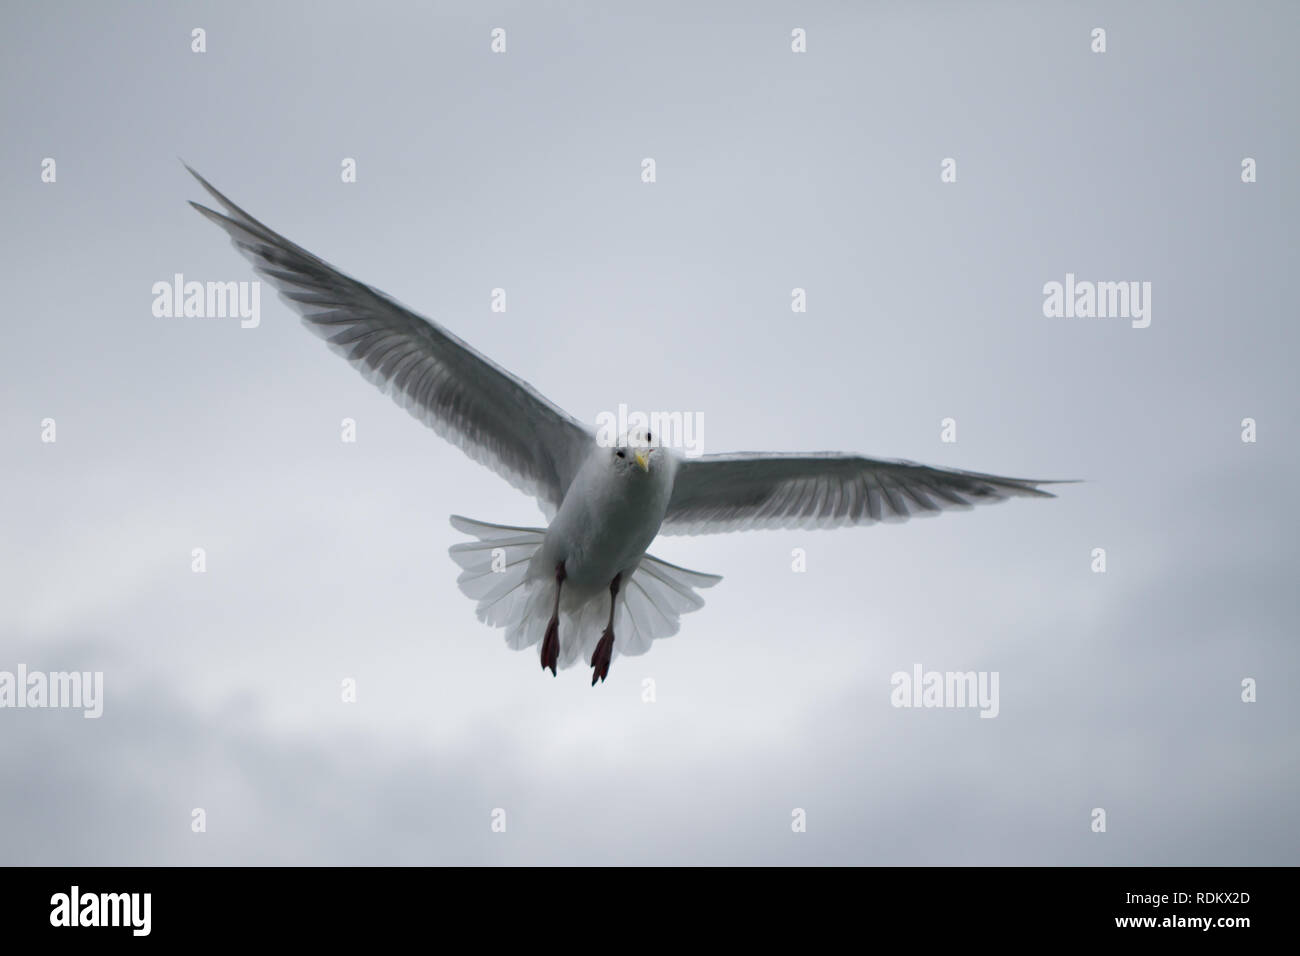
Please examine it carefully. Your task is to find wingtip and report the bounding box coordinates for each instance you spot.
[187,199,228,225]
[182,163,244,220]
[180,158,204,179]
[1016,478,1083,500]
[1032,478,1084,494]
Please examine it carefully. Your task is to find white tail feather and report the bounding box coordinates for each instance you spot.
[449,515,722,671]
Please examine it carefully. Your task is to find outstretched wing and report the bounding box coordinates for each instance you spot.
[187,167,592,515]
[662,452,1067,535]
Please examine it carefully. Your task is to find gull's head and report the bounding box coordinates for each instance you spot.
[612,428,656,475]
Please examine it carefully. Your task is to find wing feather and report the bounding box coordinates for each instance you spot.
[663,452,1069,535]
[187,167,591,514]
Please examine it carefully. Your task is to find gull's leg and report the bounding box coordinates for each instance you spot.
[590,573,621,686]
[540,562,565,676]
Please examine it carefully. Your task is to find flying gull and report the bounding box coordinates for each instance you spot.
[187,167,1068,685]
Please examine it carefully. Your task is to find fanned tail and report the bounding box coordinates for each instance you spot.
[607,553,723,662]
[449,516,723,672]
[448,515,547,634]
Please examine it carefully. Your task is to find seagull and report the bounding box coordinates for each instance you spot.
[187,167,1069,685]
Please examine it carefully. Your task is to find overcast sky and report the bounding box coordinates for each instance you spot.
[1,0,1296,864]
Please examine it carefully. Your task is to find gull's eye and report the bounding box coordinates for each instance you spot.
[616,450,625,458]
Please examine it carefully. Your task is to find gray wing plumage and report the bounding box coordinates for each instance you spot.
[663,452,1067,535]
[186,167,592,515]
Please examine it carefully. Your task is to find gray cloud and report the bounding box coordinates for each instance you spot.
[1,0,1296,864]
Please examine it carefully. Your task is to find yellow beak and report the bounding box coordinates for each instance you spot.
[634,449,651,473]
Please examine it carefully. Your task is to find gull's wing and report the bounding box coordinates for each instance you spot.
[186,167,592,515]
[662,452,1067,535]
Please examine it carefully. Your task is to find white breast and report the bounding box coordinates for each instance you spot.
[538,446,677,598]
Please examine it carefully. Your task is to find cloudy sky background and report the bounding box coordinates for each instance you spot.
[1,0,1296,864]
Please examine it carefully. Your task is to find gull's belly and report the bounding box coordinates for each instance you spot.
[563,517,653,594]
[540,477,670,597]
